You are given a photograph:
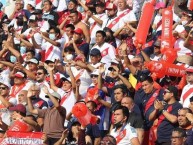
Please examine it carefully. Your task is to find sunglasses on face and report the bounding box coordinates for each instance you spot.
[91,75,98,78]
[0,87,7,90]
[36,72,43,75]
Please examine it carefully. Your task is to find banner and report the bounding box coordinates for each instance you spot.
[161,7,173,49]
[0,131,43,145]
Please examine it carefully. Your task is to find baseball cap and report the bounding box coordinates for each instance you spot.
[166,85,178,98]
[106,2,117,10]
[155,2,165,10]
[62,77,72,83]
[73,28,83,35]
[185,66,193,73]
[91,69,99,76]
[28,1,36,8]
[45,92,61,100]
[90,48,101,56]
[45,58,56,64]
[14,71,26,78]
[26,58,39,64]
[9,104,26,114]
[94,1,105,7]
[0,76,11,88]
[29,15,37,21]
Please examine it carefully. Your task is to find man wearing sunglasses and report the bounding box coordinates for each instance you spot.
[180,67,193,108]
[149,86,182,145]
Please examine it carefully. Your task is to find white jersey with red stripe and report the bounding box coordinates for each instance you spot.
[174,38,193,56]
[117,9,137,28]
[102,15,120,32]
[9,81,34,104]
[110,124,138,145]
[180,83,193,107]
[41,38,65,61]
[56,88,76,116]
[91,42,116,67]
[22,27,43,46]
[89,13,108,44]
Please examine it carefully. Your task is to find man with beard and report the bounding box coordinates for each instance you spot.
[110,105,140,145]
[68,28,89,58]
[149,86,182,145]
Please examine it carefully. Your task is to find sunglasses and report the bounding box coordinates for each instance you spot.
[36,72,43,75]
[0,87,7,90]
[91,75,98,78]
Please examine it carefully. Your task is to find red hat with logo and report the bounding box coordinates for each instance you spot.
[73,28,83,35]
[106,2,117,10]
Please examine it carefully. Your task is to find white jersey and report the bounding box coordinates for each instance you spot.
[9,81,34,104]
[71,67,92,98]
[56,88,76,116]
[174,38,193,56]
[89,13,108,44]
[91,42,116,67]
[110,124,138,145]
[41,37,65,61]
[117,9,137,28]
[102,15,120,32]
[180,83,193,108]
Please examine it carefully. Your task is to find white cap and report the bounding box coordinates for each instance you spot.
[91,69,99,76]
[28,1,36,8]
[0,76,11,88]
[27,58,39,64]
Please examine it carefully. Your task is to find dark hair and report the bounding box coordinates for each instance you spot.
[49,26,60,35]
[65,24,75,30]
[86,100,97,109]
[172,128,187,137]
[101,134,116,145]
[96,30,106,37]
[179,108,193,114]
[141,76,153,83]
[114,105,130,122]
[113,84,128,95]
[26,50,35,56]
[69,10,79,15]
[44,0,52,5]
[37,66,48,74]
[64,46,75,53]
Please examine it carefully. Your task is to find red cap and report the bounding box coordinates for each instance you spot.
[186,66,193,73]
[106,2,117,10]
[14,72,26,78]
[9,104,26,114]
[73,28,83,35]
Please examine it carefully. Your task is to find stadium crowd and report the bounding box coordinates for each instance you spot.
[0,0,192,144]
